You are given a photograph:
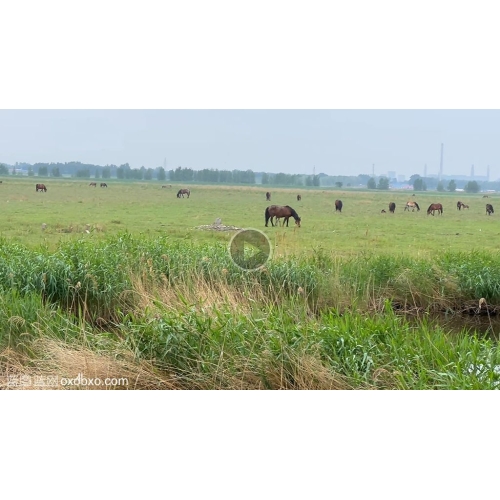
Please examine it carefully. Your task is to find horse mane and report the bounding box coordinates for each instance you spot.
[414,202,420,210]
[285,206,300,220]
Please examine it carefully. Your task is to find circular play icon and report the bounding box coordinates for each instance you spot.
[229,228,272,270]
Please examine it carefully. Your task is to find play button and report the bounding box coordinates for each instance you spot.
[229,228,272,270]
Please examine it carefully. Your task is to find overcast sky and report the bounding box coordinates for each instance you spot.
[1,109,500,179]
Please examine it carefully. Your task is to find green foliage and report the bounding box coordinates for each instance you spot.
[448,179,457,192]
[157,167,166,181]
[377,177,389,190]
[464,180,480,193]
[367,177,376,189]
[413,178,427,191]
[102,166,111,179]
[437,181,445,192]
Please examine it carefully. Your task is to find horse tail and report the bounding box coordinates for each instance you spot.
[415,202,420,211]
[265,207,270,226]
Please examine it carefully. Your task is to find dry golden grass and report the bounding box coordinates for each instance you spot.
[129,271,268,317]
[0,338,180,390]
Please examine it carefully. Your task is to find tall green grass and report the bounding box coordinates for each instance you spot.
[1,233,500,389]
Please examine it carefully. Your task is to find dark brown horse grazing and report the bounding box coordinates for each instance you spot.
[427,203,443,215]
[404,201,420,211]
[297,194,301,201]
[389,202,396,213]
[177,188,190,198]
[266,192,271,201]
[89,182,96,187]
[457,201,464,210]
[335,199,343,213]
[265,205,301,227]
[486,203,494,215]
[36,183,47,192]
[100,182,108,187]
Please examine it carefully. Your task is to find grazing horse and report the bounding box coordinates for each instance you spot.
[162,185,172,188]
[89,182,96,187]
[389,202,396,213]
[457,201,464,210]
[427,203,443,216]
[265,205,301,227]
[483,195,489,198]
[177,188,190,198]
[486,203,494,215]
[266,192,271,201]
[35,183,47,192]
[297,194,301,201]
[404,201,420,212]
[462,204,469,209]
[335,199,343,213]
[100,182,108,187]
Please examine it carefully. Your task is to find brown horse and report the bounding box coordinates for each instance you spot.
[36,183,47,192]
[389,202,396,213]
[486,203,494,215]
[89,182,96,187]
[177,188,190,198]
[265,205,301,227]
[457,201,464,210]
[462,204,469,209]
[404,201,420,212]
[335,199,343,213]
[297,194,301,201]
[266,192,271,201]
[427,203,443,215]
[100,182,108,188]
[162,184,172,188]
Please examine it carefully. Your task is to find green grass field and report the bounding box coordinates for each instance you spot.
[1,177,499,258]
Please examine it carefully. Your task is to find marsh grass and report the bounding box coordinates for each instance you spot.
[1,233,500,388]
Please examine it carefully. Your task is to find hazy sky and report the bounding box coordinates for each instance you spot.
[1,110,500,180]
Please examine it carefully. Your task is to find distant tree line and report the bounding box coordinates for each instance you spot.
[1,161,500,192]
[168,167,256,184]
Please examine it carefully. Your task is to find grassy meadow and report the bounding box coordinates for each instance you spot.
[1,177,500,389]
[1,177,499,258]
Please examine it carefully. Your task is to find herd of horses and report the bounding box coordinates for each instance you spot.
[29,182,498,230]
[383,200,494,216]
